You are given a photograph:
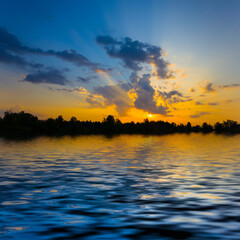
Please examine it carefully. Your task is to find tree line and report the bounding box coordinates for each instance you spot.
[0,111,239,137]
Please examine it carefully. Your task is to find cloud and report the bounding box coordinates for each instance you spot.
[46,49,100,70]
[0,43,43,69]
[190,88,195,92]
[96,35,119,45]
[73,87,91,95]
[163,90,182,98]
[0,27,46,69]
[130,73,170,115]
[92,72,172,115]
[50,72,187,116]
[190,111,210,118]
[158,89,191,105]
[96,35,173,79]
[0,27,30,54]
[159,90,188,104]
[0,48,25,66]
[49,86,92,94]
[77,76,90,82]
[49,86,105,107]
[48,87,75,92]
[0,27,106,72]
[198,82,240,93]
[208,102,218,106]
[22,68,68,85]
[77,75,99,83]
[201,82,215,93]
[56,72,172,116]
[85,96,103,107]
[195,101,204,105]
[94,83,132,115]
[82,72,188,116]
[218,83,240,89]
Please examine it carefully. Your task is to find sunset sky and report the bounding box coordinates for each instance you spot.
[0,0,240,124]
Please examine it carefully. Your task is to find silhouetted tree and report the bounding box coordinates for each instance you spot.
[103,115,115,133]
[214,122,223,133]
[70,116,77,122]
[186,122,192,132]
[56,115,64,123]
[202,122,213,132]
[223,120,238,130]
[0,111,239,137]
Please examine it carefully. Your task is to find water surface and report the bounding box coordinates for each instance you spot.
[0,133,240,239]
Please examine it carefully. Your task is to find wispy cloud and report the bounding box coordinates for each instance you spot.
[77,76,90,83]
[94,83,132,115]
[195,101,204,105]
[190,111,210,118]
[77,75,98,83]
[208,102,218,106]
[218,83,240,89]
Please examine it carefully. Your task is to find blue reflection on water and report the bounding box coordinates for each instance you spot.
[0,133,240,239]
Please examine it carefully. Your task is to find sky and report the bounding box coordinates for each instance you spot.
[0,0,240,124]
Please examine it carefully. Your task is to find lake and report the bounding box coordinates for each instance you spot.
[0,133,240,240]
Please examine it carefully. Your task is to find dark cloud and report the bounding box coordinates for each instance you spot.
[0,27,45,69]
[195,101,204,105]
[77,75,99,83]
[77,76,90,83]
[46,49,99,70]
[208,102,218,106]
[190,111,210,118]
[201,82,215,93]
[48,87,74,92]
[131,73,169,115]
[96,35,119,45]
[0,27,106,72]
[219,83,240,89]
[96,35,173,79]
[190,88,195,92]
[0,27,30,54]
[22,68,68,85]
[0,47,28,67]
[161,90,182,98]
[159,90,191,104]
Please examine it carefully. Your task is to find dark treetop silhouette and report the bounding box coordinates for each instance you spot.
[0,111,239,137]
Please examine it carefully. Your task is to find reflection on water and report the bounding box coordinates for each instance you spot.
[0,133,240,239]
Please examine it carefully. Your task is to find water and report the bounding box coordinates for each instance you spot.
[0,133,240,240]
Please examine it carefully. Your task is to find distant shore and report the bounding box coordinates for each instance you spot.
[0,111,239,138]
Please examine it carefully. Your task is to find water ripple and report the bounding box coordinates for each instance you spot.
[0,133,240,239]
